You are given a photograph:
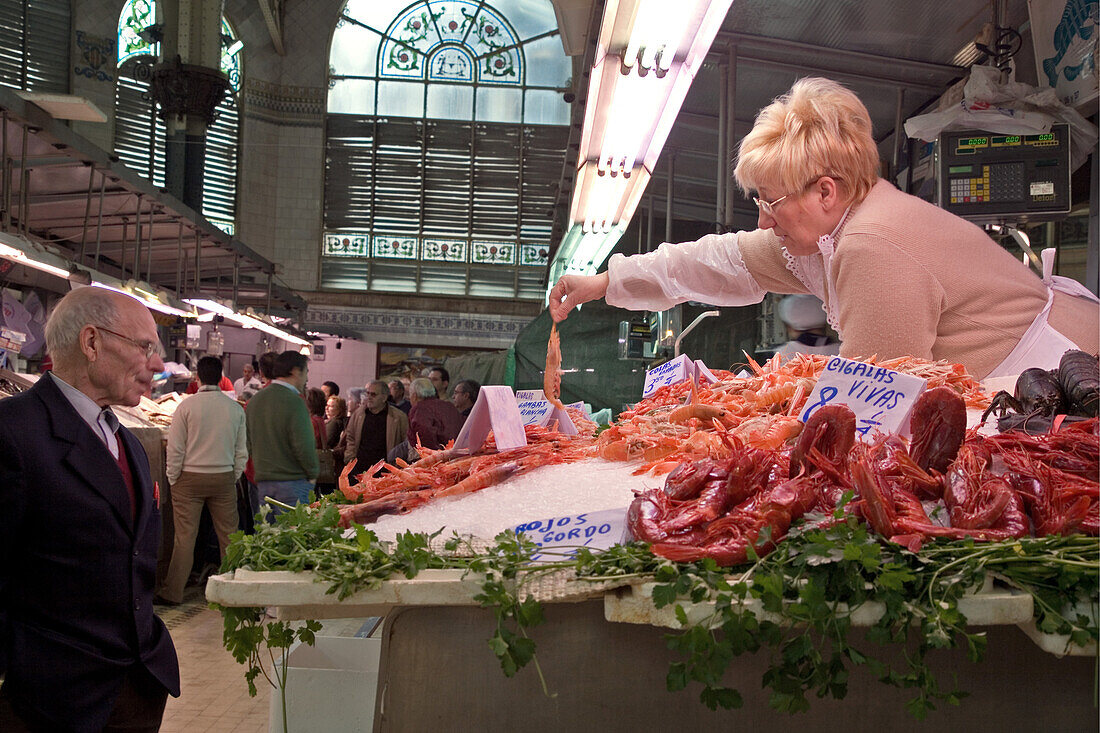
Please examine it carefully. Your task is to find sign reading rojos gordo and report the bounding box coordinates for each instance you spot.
[510,507,627,563]
[799,356,928,439]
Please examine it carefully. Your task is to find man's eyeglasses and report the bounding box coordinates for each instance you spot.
[96,325,165,360]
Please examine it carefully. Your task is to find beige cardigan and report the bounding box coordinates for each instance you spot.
[607,179,1098,378]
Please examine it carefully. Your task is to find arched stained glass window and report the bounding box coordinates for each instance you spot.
[113,0,241,233]
[323,0,572,299]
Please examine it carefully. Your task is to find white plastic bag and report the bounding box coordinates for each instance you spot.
[904,65,1098,170]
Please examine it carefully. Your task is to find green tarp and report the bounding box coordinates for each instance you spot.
[512,301,763,417]
[442,348,515,394]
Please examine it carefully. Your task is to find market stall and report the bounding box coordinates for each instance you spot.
[207,351,1099,731]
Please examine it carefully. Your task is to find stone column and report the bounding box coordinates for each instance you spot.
[151,0,228,213]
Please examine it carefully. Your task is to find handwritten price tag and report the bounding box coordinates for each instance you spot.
[799,357,927,440]
[642,354,692,397]
[510,507,627,563]
[516,397,577,435]
[515,389,545,401]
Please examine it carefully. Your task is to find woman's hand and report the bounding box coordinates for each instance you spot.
[548,272,610,322]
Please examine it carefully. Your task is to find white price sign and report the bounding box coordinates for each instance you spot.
[800,357,927,439]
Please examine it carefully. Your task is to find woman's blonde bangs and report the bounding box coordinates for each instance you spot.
[734,77,879,202]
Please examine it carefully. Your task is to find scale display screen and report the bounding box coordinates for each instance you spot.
[937,124,1070,221]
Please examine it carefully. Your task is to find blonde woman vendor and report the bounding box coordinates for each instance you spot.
[549,77,1098,380]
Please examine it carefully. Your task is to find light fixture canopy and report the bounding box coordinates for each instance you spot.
[0,234,75,279]
[183,297,311,347]
[551,0,733,283]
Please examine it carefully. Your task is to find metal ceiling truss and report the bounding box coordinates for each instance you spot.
[0,86,304,314]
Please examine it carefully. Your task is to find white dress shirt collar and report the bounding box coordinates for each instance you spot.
[49,372,120,459]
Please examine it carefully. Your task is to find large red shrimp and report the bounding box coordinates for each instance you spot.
[545,322,565,409]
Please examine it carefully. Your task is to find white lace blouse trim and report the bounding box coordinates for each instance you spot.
[779,207,852,337]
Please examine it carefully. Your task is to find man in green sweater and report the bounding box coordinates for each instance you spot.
[245,350,319,513]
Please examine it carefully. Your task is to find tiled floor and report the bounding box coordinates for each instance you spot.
[156,587,271,733]
[155,585,379,733]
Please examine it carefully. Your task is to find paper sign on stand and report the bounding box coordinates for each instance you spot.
[695,360,719,384]
[509,507,628,563]
[641,354,693,397]
[452,385,528,452]
[516,397,577,435]
[642,354,722,397]
[799,356,927,439]
[515,389,545,401]
[565,400,589,416]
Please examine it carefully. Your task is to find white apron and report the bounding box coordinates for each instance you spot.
[985,248,1100,379]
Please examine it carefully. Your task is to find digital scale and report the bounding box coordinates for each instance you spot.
[936,123,1071,222]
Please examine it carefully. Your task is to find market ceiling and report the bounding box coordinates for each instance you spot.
[0,86,304,314]
[550,0,1021,238]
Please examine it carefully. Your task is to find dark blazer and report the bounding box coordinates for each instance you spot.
[0,374,179,732]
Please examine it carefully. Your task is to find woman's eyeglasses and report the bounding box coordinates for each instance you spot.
[753,175,842,218]
[752,193,789,217]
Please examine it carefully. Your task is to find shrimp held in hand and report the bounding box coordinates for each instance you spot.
[545,322,565,408]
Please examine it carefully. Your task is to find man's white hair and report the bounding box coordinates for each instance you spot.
[45,286,120,362]
[409,377,437,400]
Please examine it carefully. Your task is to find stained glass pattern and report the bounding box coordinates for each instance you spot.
[324,232,369,257]
[118,0,156,65]
[220,19,242,91]
[372,235,418,259]
[471,241,515,264]
[519,243,549,267]
[117,2,241,92]
[422,239,467,262]
[378,0,522,85]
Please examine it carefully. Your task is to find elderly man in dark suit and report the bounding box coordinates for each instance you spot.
[0,286,180,732]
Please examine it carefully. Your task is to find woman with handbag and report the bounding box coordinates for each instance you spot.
[306,388,336,493]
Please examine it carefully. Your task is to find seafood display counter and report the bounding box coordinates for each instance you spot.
[207,568,1096,731]
[208,353,1098,731]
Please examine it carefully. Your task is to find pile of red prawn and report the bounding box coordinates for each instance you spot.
[599,352,989,475]
[629,386,1099,567]
[334,424,597,528]
[331,354,990,531]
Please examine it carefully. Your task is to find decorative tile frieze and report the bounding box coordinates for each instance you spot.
[242,79,325,126]
[305,306,531,347]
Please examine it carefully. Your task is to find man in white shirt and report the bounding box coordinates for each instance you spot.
[159,356,248,605]
[774,294,841,359]
[233,361,262,401]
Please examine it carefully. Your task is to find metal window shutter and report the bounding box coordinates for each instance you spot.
[114,68,165,184]
[325,114,375,231]
[203,92,238,223]
[372,118,423,236]
[325,115,565,247]
[24,0,68,92]
[0,1,26,90]
[424,118,472,237]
